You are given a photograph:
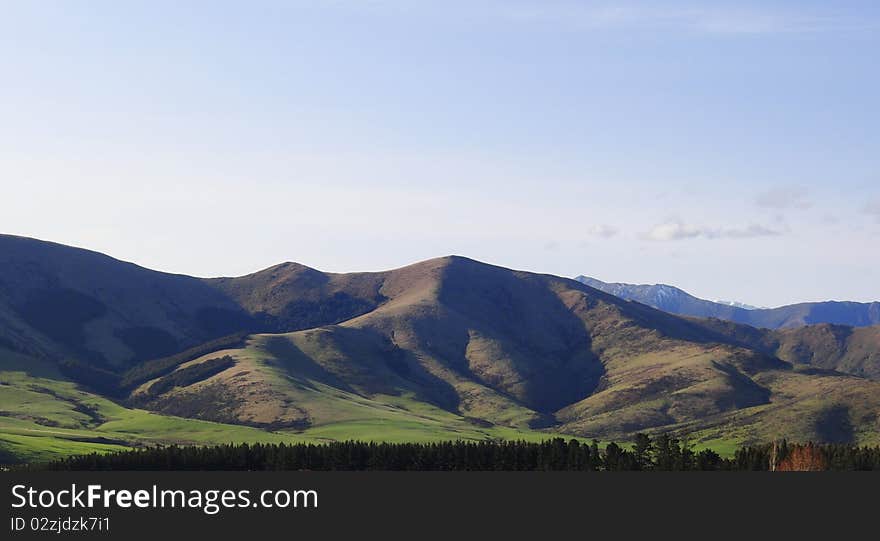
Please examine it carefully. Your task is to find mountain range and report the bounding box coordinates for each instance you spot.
[1,233,879,463]
[576,276,880,329]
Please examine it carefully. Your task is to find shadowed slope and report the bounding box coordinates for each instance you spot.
[773,324,880,379]
[0,234,252,368]
[205,262,388,331]
[688,318,880,380]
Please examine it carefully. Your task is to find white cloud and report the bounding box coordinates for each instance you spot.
[643,221,703,241]
[643,221,781,242]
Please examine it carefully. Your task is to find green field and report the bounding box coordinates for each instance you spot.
[0,366,583,464]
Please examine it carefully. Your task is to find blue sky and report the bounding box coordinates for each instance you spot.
[1,1,878,306]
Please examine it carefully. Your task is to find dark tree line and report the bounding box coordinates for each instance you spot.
[27,435,880,471]
[119,333,249,391]
[29,434,880,471]
[140,356,236,399]
[33,439,637,471]
[733,440,880,471]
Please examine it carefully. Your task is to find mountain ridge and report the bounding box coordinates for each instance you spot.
[576,275,880,329]
[2,234,880,462]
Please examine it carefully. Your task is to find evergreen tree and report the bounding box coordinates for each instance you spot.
[632,433,653,471]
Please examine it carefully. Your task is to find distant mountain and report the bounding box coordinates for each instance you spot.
[3,234,880,465]
[575,276,880,329]
[715,300,764,310]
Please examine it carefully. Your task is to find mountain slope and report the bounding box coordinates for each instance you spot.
[689,318,880,380]
[576,276,880,329]
[0,234,254,368]
[0,234,398,370]
[0,345,565,463]
[205,262,389,332]
[128,256,880,446]
[773,325,880,378]
[2,234,880,459]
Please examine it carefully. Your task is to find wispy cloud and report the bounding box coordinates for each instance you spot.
[585,224,619,239]
[322,2,875,35]
[643,221,703,241]
[642,220,781,241]
[755,186,812,210]
[864,200,880,223]
[493,2,871,35]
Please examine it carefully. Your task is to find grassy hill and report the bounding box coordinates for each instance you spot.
[123,256,880,451]
[0,347,566,463]
[687,317,880,379]
[2,235,880,463]
[773,325,880,379]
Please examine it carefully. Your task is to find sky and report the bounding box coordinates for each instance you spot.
[1,1,878,307]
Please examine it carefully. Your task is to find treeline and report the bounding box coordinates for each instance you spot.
[735,441,880,471]
[119,332,248,391]
[140,356,236,399]
[56,333,248,399]
[34,437,707,471]
[31,435,880,471]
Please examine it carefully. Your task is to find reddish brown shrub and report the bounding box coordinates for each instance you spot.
[777,443,827,471]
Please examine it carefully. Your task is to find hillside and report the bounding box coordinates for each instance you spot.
[576,276,880,329]
[0,234,410,371]
[0,346,563,463]
[0,234,254,369]
[689,318,880,380]
[128,256,880,448]
[205,262,390,332]
[2,235,880,463]
[774,325,880,378]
